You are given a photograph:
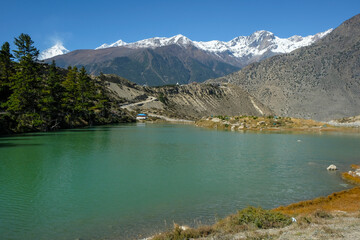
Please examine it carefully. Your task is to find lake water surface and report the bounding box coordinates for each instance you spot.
[1,124,360,239]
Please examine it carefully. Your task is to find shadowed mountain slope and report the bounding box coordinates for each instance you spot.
[47,45,239,86]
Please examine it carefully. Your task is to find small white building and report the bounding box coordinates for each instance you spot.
[136,113,148,120]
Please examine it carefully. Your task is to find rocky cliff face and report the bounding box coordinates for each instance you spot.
[208,14,360,121]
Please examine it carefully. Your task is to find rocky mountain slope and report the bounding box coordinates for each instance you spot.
[208,14,360,121]
[102,74,272,119]
[44,30,330,86]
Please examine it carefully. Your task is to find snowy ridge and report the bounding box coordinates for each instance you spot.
[95,34,191,50]
[41,29,333,61]
[39,43,70,60]
[195,29,333,57]
[96,39,127,49]
[96,29,333,58]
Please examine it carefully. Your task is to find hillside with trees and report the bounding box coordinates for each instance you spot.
[0,34,133,134]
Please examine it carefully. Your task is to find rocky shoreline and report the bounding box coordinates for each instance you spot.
[195,115,360,133]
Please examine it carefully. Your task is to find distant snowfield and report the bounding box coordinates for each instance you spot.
[39,29,332,60]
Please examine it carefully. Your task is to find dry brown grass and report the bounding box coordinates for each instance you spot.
[342,172,360,185]
[152,224,214,240]
[274,187,360,215]
[351,164,360,169]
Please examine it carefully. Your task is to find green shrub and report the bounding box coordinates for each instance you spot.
[216,207,292,232]
[236,207,292,229]
[152,207,293,239]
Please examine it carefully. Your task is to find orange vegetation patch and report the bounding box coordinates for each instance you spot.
[351,164,360,169]
[342,172,360,185]
[274,187,360,215]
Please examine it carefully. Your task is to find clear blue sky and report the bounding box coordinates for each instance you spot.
[1,0,359,52]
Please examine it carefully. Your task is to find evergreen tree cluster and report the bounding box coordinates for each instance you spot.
[0,34,123,133]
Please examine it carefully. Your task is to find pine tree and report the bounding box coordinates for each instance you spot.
[62,66,79,125]
[6,33,43,129]
[0,42,14,109]
[0,33,122,134]
[41,60,64,129]
[12,33,39,62]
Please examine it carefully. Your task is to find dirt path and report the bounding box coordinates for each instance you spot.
[120,96,157,110]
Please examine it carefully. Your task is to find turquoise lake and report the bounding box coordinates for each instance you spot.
[1,123,360,239]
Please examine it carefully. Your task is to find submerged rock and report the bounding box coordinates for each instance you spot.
[327,164,338,171]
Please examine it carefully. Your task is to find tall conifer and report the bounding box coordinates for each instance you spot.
[0,42,14,109]
[41,60,64,129]
[7,34,41,114]
[62,66,78,125]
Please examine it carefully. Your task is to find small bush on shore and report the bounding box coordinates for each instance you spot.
[215,207,292,233]
[152,207,292,239]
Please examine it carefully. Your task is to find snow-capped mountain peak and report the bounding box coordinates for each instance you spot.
[98,34,193,49]
[95,29,332,60]
[39,43,70,60]
[40,29,333,62]
[169,34,192,45]
[95,39,127,50]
